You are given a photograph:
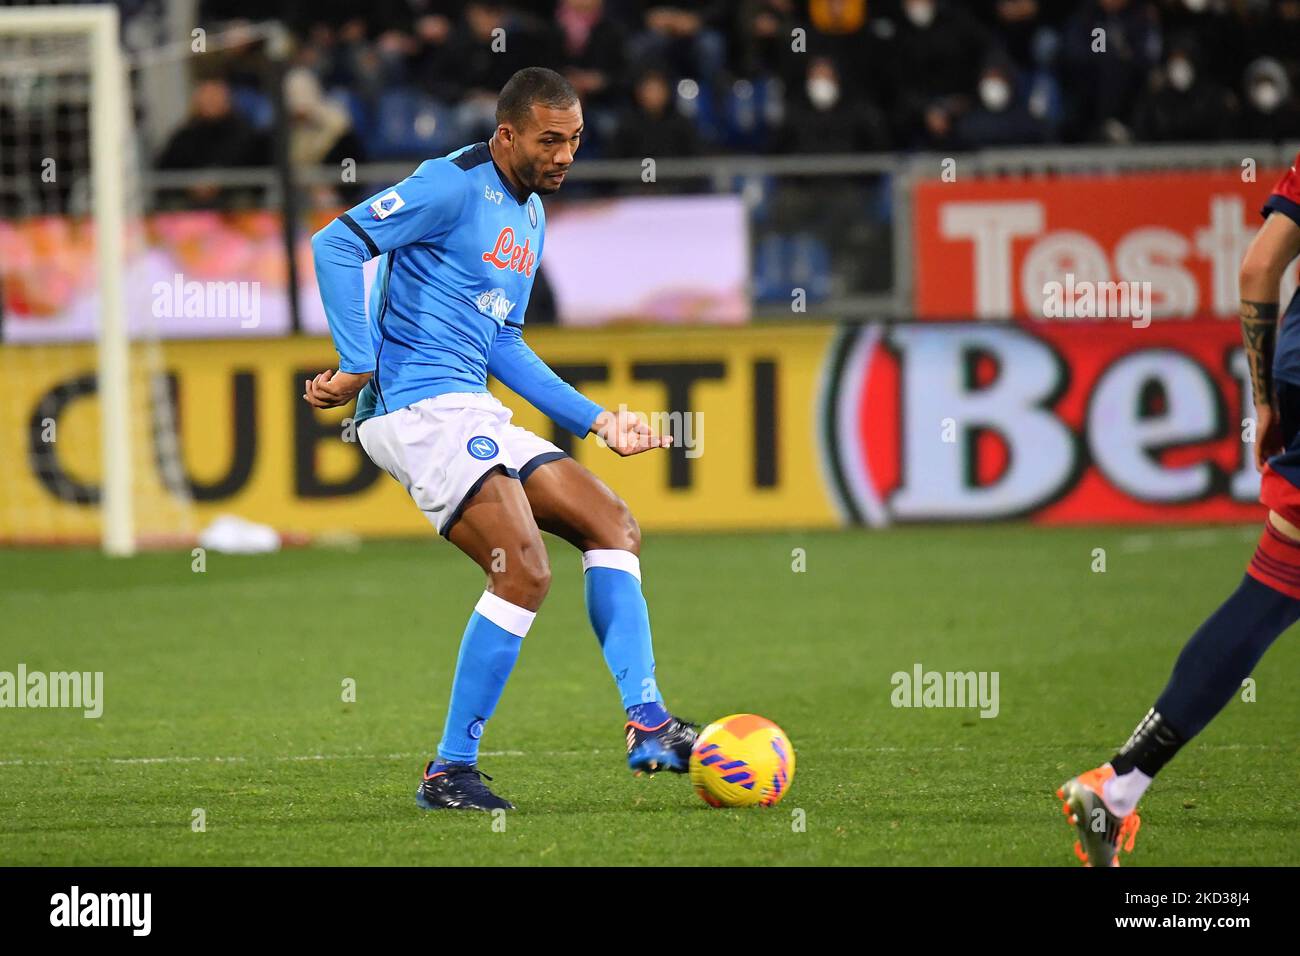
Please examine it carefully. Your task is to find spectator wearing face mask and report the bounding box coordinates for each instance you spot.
[888,0,997,148]
[1155,0,1246,92]
[1133,37,1239,142]
[1239,57,1300,142]
[955,58,1053,147]
[1240,0,1300,79]
[803,0,890,104]
[776,56,891,153]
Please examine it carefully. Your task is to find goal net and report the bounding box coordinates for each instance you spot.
[0,6,193,555]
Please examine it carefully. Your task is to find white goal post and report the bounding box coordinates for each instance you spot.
[1,5,133,555]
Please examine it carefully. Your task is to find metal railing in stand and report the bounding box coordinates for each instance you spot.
[137,139,1300,327]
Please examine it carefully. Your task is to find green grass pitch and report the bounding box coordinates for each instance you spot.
[1,525,1296,866]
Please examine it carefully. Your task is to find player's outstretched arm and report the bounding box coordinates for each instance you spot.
[486,322,670,456]
[486,320,600,435]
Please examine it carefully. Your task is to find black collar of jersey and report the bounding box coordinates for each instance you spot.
[453,141,531,206]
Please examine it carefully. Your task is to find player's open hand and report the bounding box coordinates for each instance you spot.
[303,369,371,409]
[592,408,673,457]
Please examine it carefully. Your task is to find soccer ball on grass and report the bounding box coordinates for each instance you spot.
[688,713,794,808]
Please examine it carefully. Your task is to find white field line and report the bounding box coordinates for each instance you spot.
[1120,526,1259,553]
[0,750,525,768]
[0,742,1281,769]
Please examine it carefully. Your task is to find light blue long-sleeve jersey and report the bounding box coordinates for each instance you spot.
[310,141,603,435]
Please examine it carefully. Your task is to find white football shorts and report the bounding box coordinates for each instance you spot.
[357,392,567,537]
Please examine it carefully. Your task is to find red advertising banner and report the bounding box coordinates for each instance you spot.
[912,169,1297,323]
[822,319,1265,525]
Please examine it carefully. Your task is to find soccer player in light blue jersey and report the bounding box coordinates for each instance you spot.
[305,68,697,810]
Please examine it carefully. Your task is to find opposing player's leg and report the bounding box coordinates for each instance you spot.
[520,455,697,774]
[1059,384,1300,865]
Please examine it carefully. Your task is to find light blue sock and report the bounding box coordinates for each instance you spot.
[583,550,665,714]
[436,591,535,764]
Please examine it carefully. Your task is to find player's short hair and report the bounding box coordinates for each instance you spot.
[496,68,578,130]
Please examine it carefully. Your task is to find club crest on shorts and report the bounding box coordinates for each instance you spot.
[527,197,537,228]
[467,436,499,460]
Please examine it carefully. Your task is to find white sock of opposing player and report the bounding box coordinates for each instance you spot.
[1102,764,1152,817]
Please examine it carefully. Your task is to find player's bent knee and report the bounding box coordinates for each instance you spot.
[626,515,641,555]
[490,543,551,610]
[490,574,550,611]
[593,500,640,554]
[616,503,641,555]
[1268,510,1300,542]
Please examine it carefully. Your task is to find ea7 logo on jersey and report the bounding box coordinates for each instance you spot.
[370,190,405,220]
[481,227,536,277]
[483,184,504,205]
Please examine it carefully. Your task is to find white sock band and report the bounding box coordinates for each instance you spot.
[1102,765,1153,816]
[581,549,641,582]
[475,590,536,637]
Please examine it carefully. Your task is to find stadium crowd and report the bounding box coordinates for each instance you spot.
[161,0,1300,176]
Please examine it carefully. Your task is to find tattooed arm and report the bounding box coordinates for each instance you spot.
[1239,211,1300,470]
[1239,299,1279,412]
